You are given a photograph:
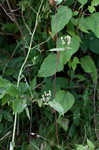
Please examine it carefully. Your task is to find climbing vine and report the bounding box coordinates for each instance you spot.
[0,0,99,149]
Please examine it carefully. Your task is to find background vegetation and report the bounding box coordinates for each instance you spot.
[0,0,99,149]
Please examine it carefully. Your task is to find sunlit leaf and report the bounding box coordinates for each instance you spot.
[38,54,63,77]
[79,13,99,38]
[78,0,88,6]
[48,100,64,115]
[87,139,95,150]
[51,6,72,35]
[48,90,75,115]
[88,0,99,13]
[55,0,63,5]
[13,98,27,114]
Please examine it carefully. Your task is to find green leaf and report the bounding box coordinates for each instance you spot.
[13,98,27,114]
[4,111,13,122]
[91,0,99,6]
[25,107,30,120]
[55,0,63,5]
[6,85,19,97]
[2,95,10,105]
[75,74,86,82]
[57,117,69,131]
[0,76,11,88]
[79,13,99,38]
[88,6,95,13]
[38,54,63,77]
[68,57,80,71]
[88,0,99,13]
[48,90,75,115]
[0,88,8,99]
[89,38,99,54]
[59,36,80,66]
[76,145,88,150]
[48,100,64,115]
[78,0,88,6]
[0,86,18,99]
[73,11,79,16]
[87,139,95,150]
[43,77,68,93]
[0,77,18,98]
[78,17,89,33]
[86,13,99,38]
[30,77,37,89]
[51,6,72,35]
[80,56,97,82]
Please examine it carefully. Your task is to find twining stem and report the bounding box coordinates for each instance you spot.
[11,0,44,149]
[54,5,60,145]
[12,113,17,143]
[93,81,97,139]
[17,21,38,87]
[17,0,44,87]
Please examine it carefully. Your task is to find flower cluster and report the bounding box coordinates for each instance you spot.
[61,35,71,46]
[41,90,51,103]
[61,36,66,45]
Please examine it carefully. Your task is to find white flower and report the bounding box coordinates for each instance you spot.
[65,35,71,45]
[61,36,63,40]
[61,35,71,46]
[48,90,51,96]
[41,90,51,103]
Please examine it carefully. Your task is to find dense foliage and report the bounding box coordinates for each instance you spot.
[0,0,99,149]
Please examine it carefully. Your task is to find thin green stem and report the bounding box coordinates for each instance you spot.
[10,1,44,149]
[17,0,44,87]
[12,113,17,143]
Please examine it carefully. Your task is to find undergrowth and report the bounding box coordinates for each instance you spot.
[0,0,99,149]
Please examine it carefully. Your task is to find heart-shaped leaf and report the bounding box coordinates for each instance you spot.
[38,54,63,77]
[51,6,72,35]
[48,90,75,115]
